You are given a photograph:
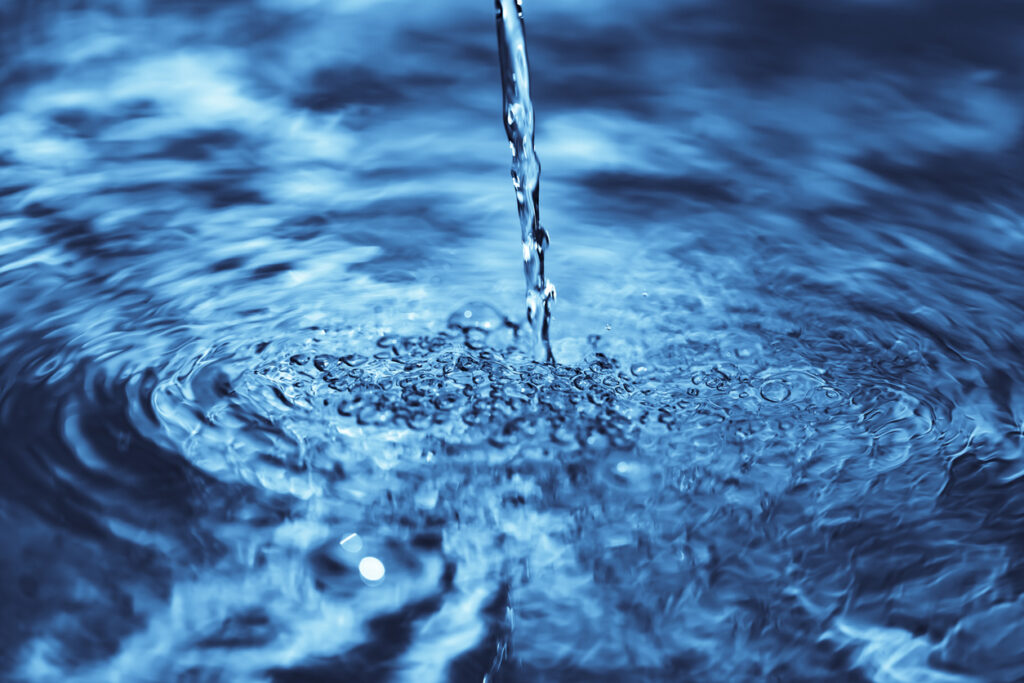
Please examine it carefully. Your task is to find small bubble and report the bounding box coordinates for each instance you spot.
[447,302,506,333]
[313,355,336,372]
[465,328,487,350]
[714,363,739,380]
[415,486,439,510]
[760,380,791,403]
[339,533,363,553]
[358,556,386,584]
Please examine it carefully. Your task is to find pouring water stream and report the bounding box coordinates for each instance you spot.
[495,0,555,363]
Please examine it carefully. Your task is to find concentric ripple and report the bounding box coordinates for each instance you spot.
[43,295,982,680]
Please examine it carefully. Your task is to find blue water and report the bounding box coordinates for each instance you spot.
[2,1,1024,680]
[496,0,554,362]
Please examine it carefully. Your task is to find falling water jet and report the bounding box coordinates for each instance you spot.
[495,0,555,363]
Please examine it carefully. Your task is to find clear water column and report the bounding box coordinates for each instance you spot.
[495,0,555,363]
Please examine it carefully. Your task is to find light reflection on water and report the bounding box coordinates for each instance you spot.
[2,0,1024,680]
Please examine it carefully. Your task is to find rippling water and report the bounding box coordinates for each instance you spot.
[3,1,1024,680]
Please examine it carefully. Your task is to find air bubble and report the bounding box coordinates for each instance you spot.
[630,363,650,377]
[448,301,507,333]
[339,533,363,553]
[760,380,791,403]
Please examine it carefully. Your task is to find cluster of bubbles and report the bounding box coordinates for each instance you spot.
[242,306,831,478]
[113,282,1024,681]
[13,291,1014,680]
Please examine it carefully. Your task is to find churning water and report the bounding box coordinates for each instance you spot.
[2,1,1024,681]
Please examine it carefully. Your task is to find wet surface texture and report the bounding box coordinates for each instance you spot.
[2,0,1024,680]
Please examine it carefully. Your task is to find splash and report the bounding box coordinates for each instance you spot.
[495,0,555,363]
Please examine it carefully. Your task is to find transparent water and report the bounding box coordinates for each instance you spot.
[496,0,554,362]
[2,1,1024,681]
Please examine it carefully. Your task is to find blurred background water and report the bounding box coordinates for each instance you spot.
[2,0,1024,680]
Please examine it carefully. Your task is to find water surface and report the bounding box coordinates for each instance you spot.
[2,0,1024,680]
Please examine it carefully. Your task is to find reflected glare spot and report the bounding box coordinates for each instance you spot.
[359,556,386,584]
